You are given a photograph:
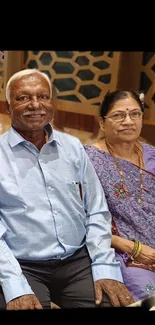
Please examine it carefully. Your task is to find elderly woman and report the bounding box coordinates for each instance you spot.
[85,90,155,302]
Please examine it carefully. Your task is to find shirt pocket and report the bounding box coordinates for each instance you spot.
[66,181,84,209]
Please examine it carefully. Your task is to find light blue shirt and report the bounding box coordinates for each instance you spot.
[0,125,123,303]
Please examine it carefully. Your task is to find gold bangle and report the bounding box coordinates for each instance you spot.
[134,241,142,259]
[131,240,139,258]
[131,240,142,260]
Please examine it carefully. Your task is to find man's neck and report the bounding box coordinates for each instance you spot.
[14,128,47,150]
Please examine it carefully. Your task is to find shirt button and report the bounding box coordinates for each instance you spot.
[54,211,57,215]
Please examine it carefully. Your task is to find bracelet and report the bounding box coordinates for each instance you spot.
[131,240,142,260]
[131,240,139,257]
[134,241,142,259]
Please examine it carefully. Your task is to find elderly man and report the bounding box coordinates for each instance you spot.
[0,69,134,309]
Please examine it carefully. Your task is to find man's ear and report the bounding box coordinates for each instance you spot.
[98,117,105,131]
[6,102,11,116]
[51,84,57,108]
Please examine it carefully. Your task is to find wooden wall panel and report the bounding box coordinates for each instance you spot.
[139,52,155,125]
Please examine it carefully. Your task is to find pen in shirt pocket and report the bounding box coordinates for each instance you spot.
[72,181,83,201]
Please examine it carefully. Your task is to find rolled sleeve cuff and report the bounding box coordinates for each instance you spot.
[2,275,34,304]
[92,264,123,283]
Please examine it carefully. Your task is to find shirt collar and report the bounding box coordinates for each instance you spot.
[8,124,61,148]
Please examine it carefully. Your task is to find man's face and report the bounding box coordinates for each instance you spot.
[8,73,54,132]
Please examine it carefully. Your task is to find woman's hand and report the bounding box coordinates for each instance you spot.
[112,235,155,265]
[135,244,155,265]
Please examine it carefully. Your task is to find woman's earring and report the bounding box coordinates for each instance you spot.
[98,117,104,130]
[100,125,105,131]
[99,121,105,131]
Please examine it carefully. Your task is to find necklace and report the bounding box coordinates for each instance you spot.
[105,139,144,204]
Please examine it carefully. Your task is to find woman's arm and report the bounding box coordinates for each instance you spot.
[112,235,155,265]
[112,235,134,254]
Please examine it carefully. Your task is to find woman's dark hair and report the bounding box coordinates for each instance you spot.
[100,90,144,118]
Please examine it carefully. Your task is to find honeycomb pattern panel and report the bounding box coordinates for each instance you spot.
[79,85,101,99]
[77,70,95,81]
[91,51,104,57]
[39,53,52,66]
[23,51,120,106]
[75,56,89,66]
[55,51,74,58]
[93,60,110,70]
[28,60,39,69]
[99,74,111,84]
[140,52,155,111]
[53,62,74,74]
[0,50,5,100]
[53,78,76,92]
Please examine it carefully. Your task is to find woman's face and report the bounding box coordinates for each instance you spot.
[100,96,143,144]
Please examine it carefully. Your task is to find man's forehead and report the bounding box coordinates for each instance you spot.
[15,73,46,84]
[11,74,50,91]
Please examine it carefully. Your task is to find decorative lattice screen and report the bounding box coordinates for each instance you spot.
[24,51,120,107]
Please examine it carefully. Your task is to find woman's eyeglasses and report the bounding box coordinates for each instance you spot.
[104,111,143,122]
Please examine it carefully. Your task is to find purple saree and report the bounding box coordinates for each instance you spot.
[85,143,155,301]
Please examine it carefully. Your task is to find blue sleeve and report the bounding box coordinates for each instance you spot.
[0,220,34,303]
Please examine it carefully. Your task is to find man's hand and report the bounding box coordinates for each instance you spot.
[94,279,135,307]
[7,294,43,310]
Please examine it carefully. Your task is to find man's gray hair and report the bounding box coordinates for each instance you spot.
[6,69,52,104]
